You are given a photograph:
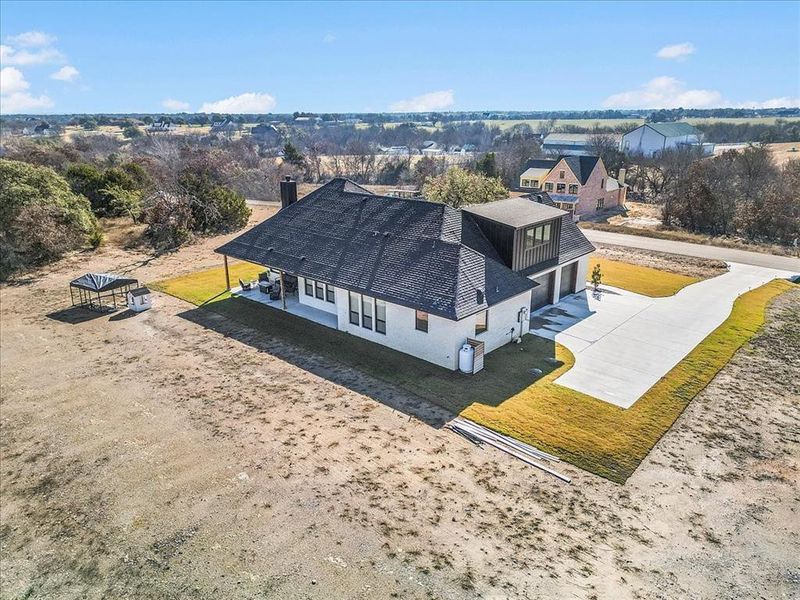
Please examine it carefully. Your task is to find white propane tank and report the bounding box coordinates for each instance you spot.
[458,343,474,374]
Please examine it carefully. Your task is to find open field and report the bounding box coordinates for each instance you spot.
[2,216,799,598]
[465,116,800,131]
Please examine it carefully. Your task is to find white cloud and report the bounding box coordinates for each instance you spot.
[50,65,79,81]
[0,44,64,66]
[163,98,191,111]
[6,31,57,47]
[0,66,54,113]
[737,97,800,109]
[322,33,336,43]
[200,92,276,113]
[389,89,455,112]
[656,42,696,60]
[602,76,723,109]
[0,66,29,94]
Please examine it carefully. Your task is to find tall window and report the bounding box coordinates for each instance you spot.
[475,310,488,335]
[349,292,360,325]
[524,223,552,250]
[304,278,313,296]
[315,281,324,300]
[375,300,386,334]
[415,310,429,332]
[362,296,373,330]
[596,198,605,210]
[600,178,605,189]
[325,284,335,303]
[559,170,565,179]
[568,184,579,194]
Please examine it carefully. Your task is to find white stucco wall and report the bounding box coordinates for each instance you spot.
[333,287,532,370]
[297,276,338,314]
[576,254,590,293]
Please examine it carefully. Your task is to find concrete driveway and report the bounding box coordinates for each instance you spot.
[529,262,796,408]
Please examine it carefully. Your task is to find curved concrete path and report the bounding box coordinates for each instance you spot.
[529,262,796,408]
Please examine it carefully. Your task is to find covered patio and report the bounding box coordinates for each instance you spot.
[231,285,338,329]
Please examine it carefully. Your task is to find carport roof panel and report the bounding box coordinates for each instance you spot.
[69,273,138,292]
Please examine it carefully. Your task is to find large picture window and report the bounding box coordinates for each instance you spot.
[415,310,429,332]
[349,292,360,325]
[361,296,373,330]
[375,300,386,334]
[475,310,488,335]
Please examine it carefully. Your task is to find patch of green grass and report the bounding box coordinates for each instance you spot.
[590,257,701,297]
[150,260,262,306]
[154,263,794,483]
[462,279,794,482]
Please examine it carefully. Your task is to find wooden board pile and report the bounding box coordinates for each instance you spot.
[446,417,571,483]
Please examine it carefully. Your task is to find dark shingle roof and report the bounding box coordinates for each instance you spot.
[216,179,535,320]
[523,158,558,171]
[561,156,600,184]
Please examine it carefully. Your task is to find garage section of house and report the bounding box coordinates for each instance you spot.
[463,195,594,314]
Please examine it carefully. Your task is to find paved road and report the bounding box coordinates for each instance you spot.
[583,228,800,273]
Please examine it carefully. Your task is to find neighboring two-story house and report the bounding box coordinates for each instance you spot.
[520,155,626,217]
[539,155,626,217]
[216,178,594,371]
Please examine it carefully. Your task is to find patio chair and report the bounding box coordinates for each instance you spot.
[239,278,255,291]
[258,271,271,283]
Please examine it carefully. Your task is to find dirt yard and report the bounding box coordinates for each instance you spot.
[1,215,798,599]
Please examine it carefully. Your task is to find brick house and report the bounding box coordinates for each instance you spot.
[540,156,626,218]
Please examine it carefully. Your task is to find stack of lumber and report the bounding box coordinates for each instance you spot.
[446,417,571,483]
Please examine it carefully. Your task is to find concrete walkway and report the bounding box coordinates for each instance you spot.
[529,262,796,408]
[583,228,800,272]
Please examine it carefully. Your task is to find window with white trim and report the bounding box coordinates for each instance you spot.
[361,295,373,330]
[349,292,360,325]
[568,184,579,194]
[544,182,554,192]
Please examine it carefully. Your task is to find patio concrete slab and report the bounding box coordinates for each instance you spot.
[530,262,796,408]
[232,287,338,329]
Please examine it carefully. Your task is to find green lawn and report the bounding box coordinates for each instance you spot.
[590,257,701,297]
[153,263,794,483]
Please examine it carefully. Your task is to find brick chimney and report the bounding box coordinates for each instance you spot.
[280,176,297,209]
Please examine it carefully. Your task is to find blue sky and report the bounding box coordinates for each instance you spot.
[1,0,798,114]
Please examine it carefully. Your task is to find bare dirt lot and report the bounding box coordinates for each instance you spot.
[1,218,798,599]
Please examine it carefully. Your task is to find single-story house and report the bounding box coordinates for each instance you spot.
[216,179,594,370]
[621,122,714,157]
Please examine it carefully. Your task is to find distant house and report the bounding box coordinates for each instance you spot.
[537,155,627,217]
[519,158,558,190]
[541,133,622,157]
[621,122,713,157]
[146,121,175,133]
[421,141,444,156]
[386,146,411,156]
[249,123,281,146]
[23,120,55,137]
[293,115,322,125]
[210,119,239,135]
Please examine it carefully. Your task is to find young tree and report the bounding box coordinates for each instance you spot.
[591,264,602,291]
[474,152,498,178]
[422,167,507,208]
